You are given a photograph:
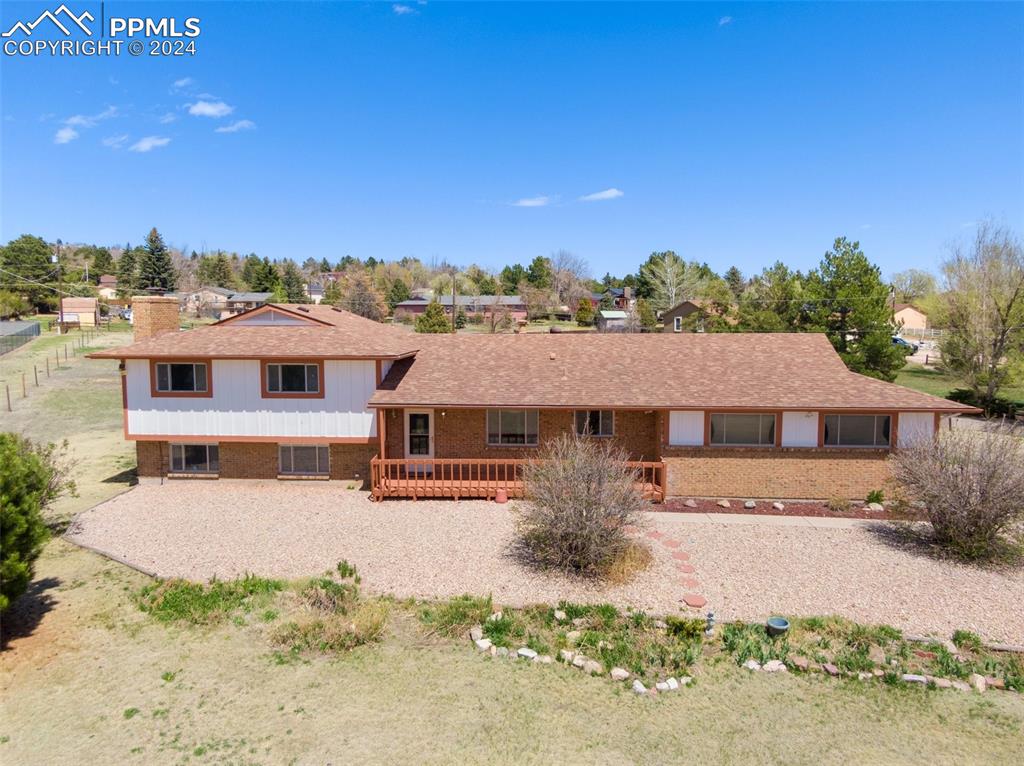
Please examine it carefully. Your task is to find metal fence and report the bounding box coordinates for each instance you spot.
[0,321,40,356]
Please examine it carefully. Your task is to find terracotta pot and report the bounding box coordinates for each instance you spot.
[495,489,508,504]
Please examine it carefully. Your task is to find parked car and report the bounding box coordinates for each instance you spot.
[119,308,133,322]
[892,336,918,354]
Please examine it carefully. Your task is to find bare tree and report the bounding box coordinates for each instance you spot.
[549,249,590,307]
[640,251,707,312]
[940,223,1024,403]
[890,268,937,304]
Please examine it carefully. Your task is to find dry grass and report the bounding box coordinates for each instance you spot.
[600,540,654,584]
[3,540,1024,765]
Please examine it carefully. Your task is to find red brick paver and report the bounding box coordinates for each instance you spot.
[671,551,690,561]
[676,563,695,574]
[682,594,707,609]
[661,538,681,549]
[681,577,700,589]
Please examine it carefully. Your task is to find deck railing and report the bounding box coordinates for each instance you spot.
[369,456,665,502]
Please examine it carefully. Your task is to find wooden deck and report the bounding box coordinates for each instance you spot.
[369,457,666,502]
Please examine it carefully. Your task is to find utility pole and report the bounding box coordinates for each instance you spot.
[450,267,457,333]
[54,239,63,332]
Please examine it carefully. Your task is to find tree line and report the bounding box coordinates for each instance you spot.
[1,224,1020,402]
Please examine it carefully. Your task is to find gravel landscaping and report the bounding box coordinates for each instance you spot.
[67,482,1024,643]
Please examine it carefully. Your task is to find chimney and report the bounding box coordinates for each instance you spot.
[623,286,632,300]
[132,296,180,340]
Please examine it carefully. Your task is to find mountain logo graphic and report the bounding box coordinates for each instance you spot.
[2,4,94,38]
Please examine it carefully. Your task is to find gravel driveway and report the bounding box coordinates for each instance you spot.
[67,482,1024,643]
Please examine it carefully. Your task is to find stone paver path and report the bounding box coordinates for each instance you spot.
[642,527,709,613]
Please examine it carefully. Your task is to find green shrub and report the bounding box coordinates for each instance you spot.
[866,489,884,505]
[952,629,983,653]
[0,435,76,611]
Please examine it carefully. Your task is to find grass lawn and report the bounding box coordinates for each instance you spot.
[3,328,1024,764]
[896,363,1024,403]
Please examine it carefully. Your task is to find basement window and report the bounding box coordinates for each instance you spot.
[824,414,891,447]
[487,409,539,446]
[575,410,614,437]
[170,444,219,474]
[279,445,330,475]
[709,413,776,446]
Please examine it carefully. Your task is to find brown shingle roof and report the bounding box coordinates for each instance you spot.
[369,332,975,412]
[88,305,419,360]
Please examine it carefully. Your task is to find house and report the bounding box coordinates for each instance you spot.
[172,286,235,317]
[893,304,928,332]
[661,299,737,333]
[224,291,273,314]
[89,297,976,501]
[60,297,99,327]
[596,310,629,332]
[306,283,325,304]
[97,275,118,300]
[393,295,527,321]
[605,287,635,310]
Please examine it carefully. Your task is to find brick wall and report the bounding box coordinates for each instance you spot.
[135,440,375,483]
[661,446,892,500]
[132,296,180,340]
[382,408,659,461]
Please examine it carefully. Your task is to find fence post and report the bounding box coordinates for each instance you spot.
[5,384,10,412]
[46,357,50,376]
[21,372,26,398]
[64,344,68,360]
[34,364,39,386]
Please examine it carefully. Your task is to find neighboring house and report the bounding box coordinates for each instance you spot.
[90,298,977,501]
[394,295,526,321]
[224,292,273,314]
[306,283,325,304]
[661,299,737,333]
[173,286,235,317]
[97,274,118,300]
[596,310,629,332]
[893,304,928,332]
[604,287,635,310]
[61,297,99,326]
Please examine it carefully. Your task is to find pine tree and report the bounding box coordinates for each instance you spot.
[574,297,595,326]
[415,299,452,333]
[724,266,745,299]
[636,297,657,331]
[322,280,343,306]
[197,253,234,287]
[279,261,307,302]
[116,245,140,298]
[136,228,177,291]
[319,257,332,273]
[386,279,411,312]
[455,306,468,329]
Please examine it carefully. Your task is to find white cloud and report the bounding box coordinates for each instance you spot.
[54,126,79,144]
[188,100,234,118]
[173,77,194,89]
[511,195,550,208]
[129,136,171,153]
[64,105,117,128]
[215,119,256,133]
[158,112,177,124]
[392,4,417,15]
[580,187,624,202]
[102,134,130,149]
[719,16,733,26]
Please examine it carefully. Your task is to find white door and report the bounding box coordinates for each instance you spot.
[405,409,434,470]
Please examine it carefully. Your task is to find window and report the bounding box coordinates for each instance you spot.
[278,445,330,475]
[170,444,219,473]
[154,362,208,394]
[263,361,322,396]
[487,409,539,446]
[673,316,682,333]
[575,410,614,437]
[824,414,891,447]
[709,413,776,446]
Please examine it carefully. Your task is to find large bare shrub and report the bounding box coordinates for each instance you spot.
[515,434,649,577]
[892,425,1024,559]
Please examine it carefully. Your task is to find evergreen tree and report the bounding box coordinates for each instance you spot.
[724,266,745,299]
[319,257,332,273]
[415,299,453,333]
[115,245,140,298]
[802,237,905,380]
[386,279,411,312]
[322,280,343,306]
[500,263,527,294]
[526,255,553,288]
[241,254,262,288]
[574,297,595,326]
[245,257,279,292]
[197,253,234,287]
[136,228,177,291]
[455,306,468,329]
[477,274,500,295]
[635,297,657,331]
[279,261,307,302]
[0,235,53,308]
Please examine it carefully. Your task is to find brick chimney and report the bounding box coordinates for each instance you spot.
[132,296,180,340]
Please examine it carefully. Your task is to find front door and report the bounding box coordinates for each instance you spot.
[405,409,434,470]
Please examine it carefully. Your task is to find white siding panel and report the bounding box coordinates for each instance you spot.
[669,411,704,446]
[781,411,818,447]
[898,412,935,447]
[125,358,379,438]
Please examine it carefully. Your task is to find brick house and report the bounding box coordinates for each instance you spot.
[90,298,977,501]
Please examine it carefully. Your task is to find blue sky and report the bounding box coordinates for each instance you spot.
[2,1,1022,280]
